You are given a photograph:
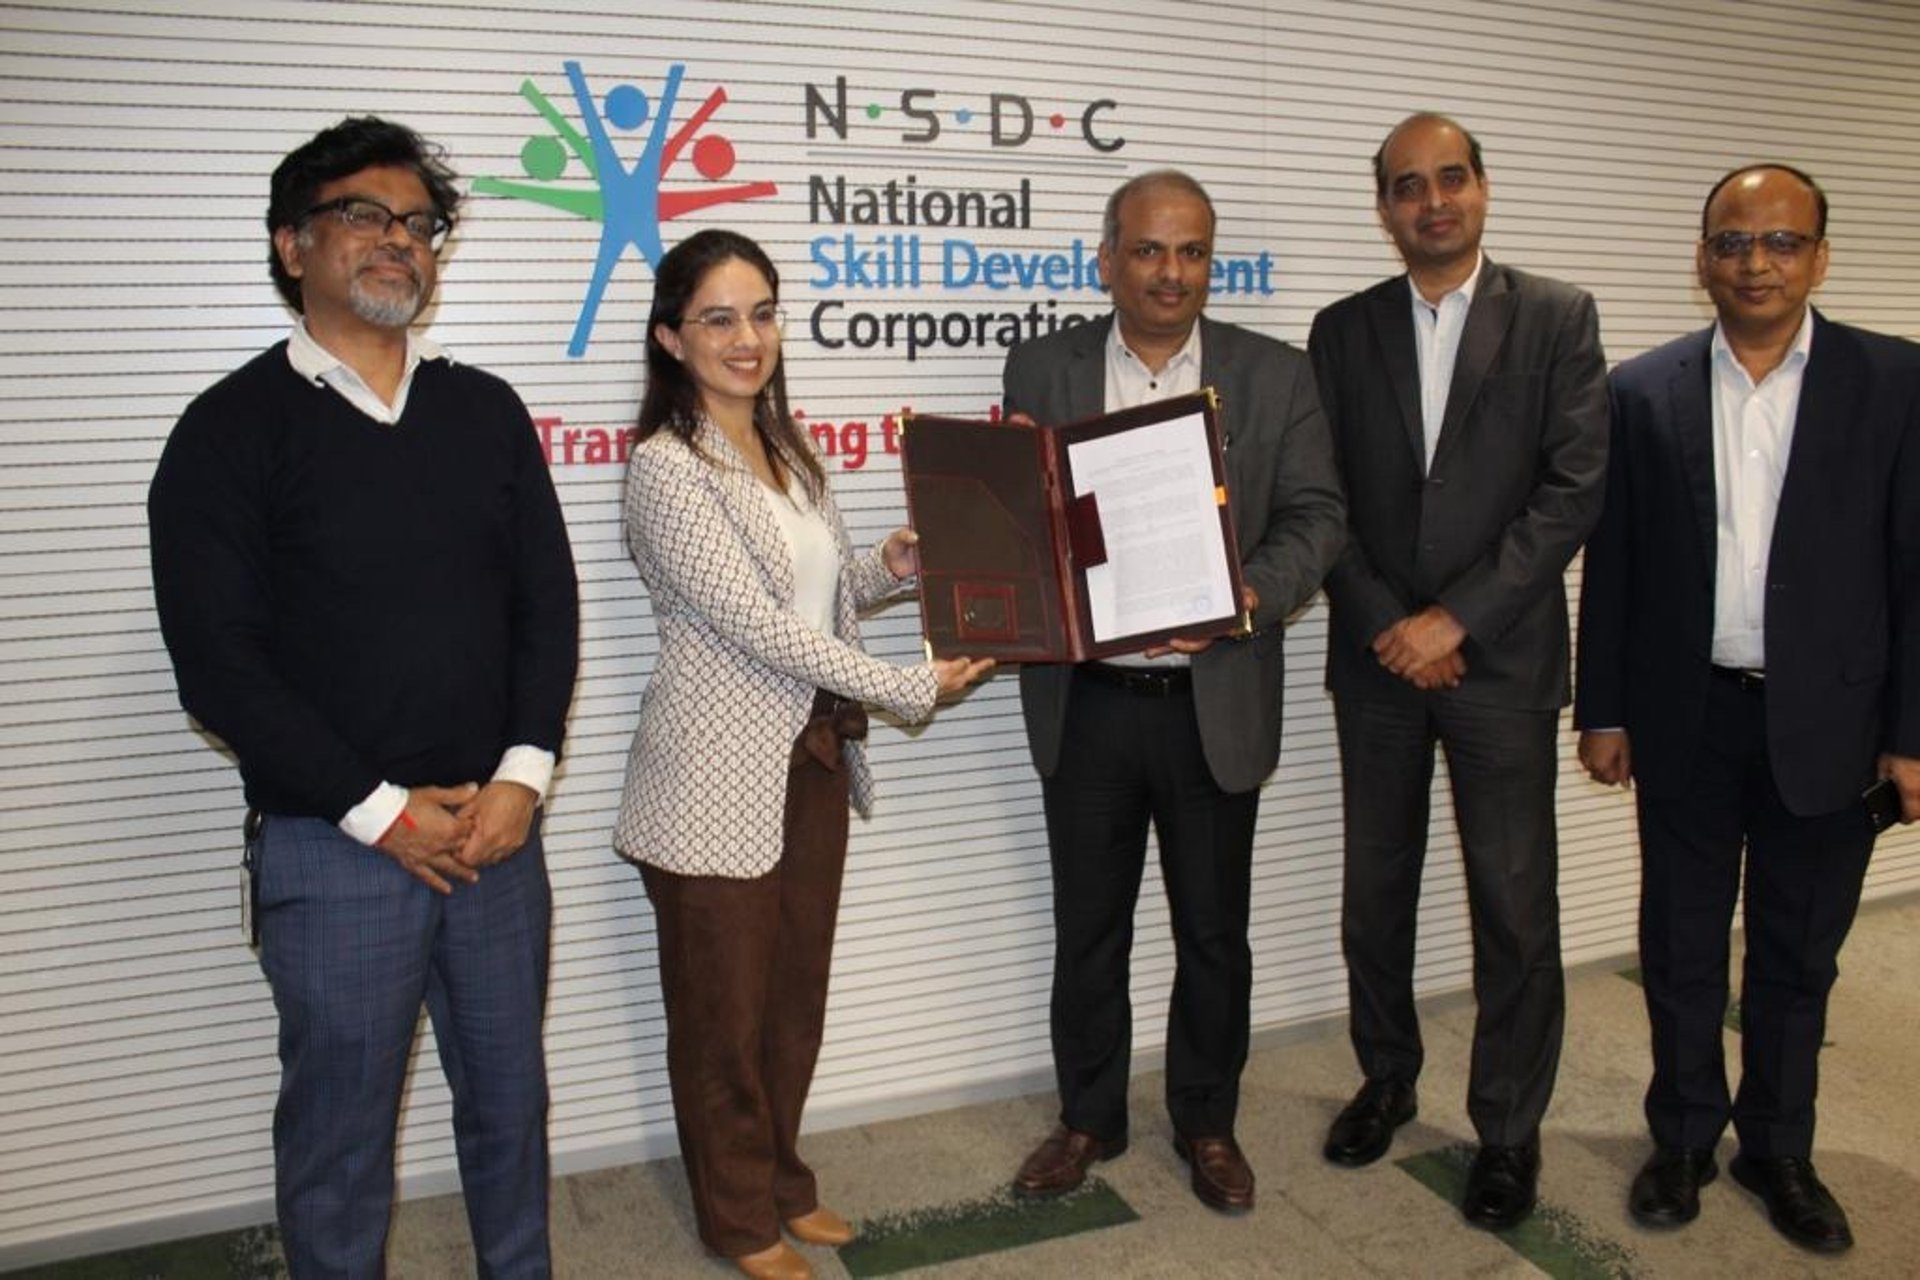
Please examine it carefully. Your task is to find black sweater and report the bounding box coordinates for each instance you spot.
[149,344,579,822]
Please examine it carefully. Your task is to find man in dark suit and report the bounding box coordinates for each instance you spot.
[1309,113,1610,1230]
[1576,164,1920,1254]
[1003,170,1345,1213]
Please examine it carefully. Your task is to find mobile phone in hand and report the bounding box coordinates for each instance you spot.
[1863,778,1903,833]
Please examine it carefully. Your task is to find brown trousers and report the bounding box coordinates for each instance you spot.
[640,691,865,1258]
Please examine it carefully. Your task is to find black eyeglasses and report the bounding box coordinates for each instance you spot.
[1704,230,1820,261]
[298,197,452,248]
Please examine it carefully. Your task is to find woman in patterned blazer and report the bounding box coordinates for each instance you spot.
[614,229,991,1280]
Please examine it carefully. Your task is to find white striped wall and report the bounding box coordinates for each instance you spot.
[4,0,1919,1264]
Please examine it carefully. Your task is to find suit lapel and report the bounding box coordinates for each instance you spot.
[1063,316,1109,422]
[1432,263,1520,469]
[1666,333,1717,587]
[696,419,795,604]
[1773,311,1860,560]
[1198,319,1251,504]
[1364,282,1424,466]
[1199,317,1234,449]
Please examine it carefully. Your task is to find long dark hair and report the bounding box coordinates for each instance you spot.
[638,229,824,501]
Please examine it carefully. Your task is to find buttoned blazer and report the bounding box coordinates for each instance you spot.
[1310,260,1611,710]
[614,422,938,877]
[1575,313,1920,815]
[1003,314,1346,794]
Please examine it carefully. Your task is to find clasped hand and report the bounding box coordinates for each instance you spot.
[1372,605,1467,689]
[376,779,539,894]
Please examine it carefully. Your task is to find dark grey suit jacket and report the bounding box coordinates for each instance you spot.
[1003,313,1345,794]
[1310,260,1610,710]
[1575,313,1920,815]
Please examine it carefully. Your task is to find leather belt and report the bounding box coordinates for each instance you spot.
[1711,665,1766,692]
[1080,662,1193,696]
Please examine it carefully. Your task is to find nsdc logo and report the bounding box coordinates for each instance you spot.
[476,62,778,357]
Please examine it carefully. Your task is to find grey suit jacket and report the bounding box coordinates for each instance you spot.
[1576,313,1920,815]
[1310,259,1610,710]
[1002,313,1345,794]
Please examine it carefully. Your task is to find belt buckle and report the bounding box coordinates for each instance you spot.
[1084,661,1188,696]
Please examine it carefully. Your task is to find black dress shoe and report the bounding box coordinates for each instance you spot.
[1174,1134,1255,1213]
[1729,1153,1853,1254]
[1462,1143,1539,1231]
[1628,1146,1717,1227]
[1323,1078,1418,1167]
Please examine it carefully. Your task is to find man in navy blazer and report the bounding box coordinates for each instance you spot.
[1576,164,1920,1253]
[1003,170,1345,1214]
[1310,114,1610,1231]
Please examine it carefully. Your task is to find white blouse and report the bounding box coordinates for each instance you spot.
[759,474,840,634]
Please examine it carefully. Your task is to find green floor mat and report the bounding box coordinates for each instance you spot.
[838,1178,1139,1277]
[1398,1143,1638,1280]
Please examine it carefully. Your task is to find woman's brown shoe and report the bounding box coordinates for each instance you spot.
[785,1205,857,1246]
[734,1240,812,1279]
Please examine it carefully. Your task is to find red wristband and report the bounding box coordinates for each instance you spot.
[378,807,418,845]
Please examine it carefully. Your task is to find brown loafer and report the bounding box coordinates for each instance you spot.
[1012,1125,1128,1197]
[784,1205,856,1246]
[734,1240,812,1280]
[1175,1133,1255,1212]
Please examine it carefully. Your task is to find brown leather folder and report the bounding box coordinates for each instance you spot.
[901,389,1246,662]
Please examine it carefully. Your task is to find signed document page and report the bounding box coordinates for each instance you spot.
[1066,408,1235,642]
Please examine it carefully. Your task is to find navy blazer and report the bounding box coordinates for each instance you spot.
[1003,313,1346,794]
[1575,312,1920,815]
[1311,260,1610,710]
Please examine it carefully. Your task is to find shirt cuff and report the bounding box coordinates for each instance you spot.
[339,781,409,846]
[493,744,556,802]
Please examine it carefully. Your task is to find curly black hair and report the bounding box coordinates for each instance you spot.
[265,116,461,312]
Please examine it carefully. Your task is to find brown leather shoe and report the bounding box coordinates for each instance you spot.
[784,1204,856,1246]
[734,1240,812,1280]
[1175,1134,1255,1212]
[1012,1125,1128,1197]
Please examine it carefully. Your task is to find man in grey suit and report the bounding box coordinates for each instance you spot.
[1004,170,1345,1213]
[1309,114,1609,1229]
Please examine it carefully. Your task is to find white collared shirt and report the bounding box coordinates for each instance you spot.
[284,323,556,844]
[1101,318,1204,668]
[1408,252,1484,472]
[1103,315,1203,413]
[286,319,443,424]
[1709,309,1814,669]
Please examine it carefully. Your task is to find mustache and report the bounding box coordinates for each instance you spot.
[359,249,422,284]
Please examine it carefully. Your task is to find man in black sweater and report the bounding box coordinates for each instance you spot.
[148,118,578,1278]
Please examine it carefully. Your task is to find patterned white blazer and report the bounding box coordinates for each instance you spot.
[613,420,939,877]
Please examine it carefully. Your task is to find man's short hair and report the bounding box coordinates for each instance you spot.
[1372,113,1486,200]
[1699,163,1828,240]
[266,116,462,312]
[1101,170,1216,251]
